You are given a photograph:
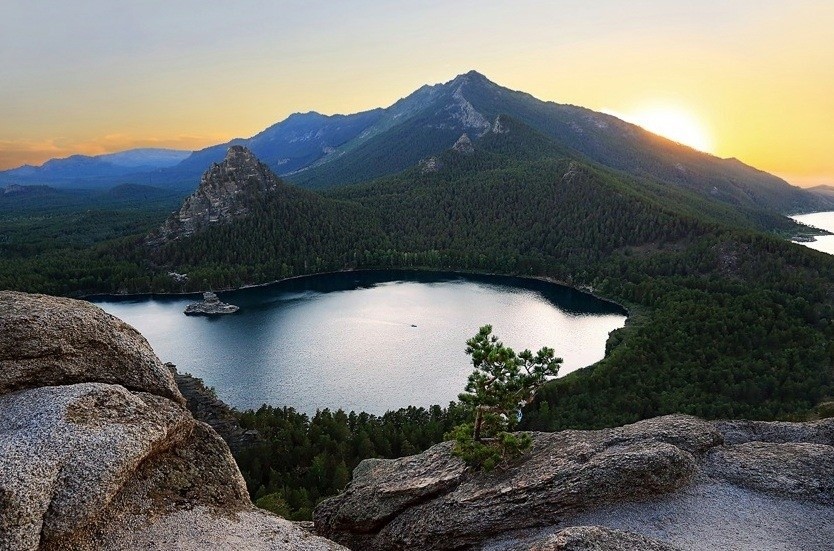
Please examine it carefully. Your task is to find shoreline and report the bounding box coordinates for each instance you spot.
[83,266,631,316]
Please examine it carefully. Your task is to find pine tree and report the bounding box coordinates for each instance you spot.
[450,325,561,470]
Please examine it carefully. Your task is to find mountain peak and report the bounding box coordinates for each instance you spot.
[455,69,489,81]
[225,144,255,159]
[149,148,282,245]
[447,70,494,89]
[285,111,327,121]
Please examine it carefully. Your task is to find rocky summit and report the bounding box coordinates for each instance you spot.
[0,291,344,551]
[148,145,282,245]
[314,414,834,551]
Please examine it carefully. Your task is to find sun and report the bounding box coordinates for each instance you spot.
[606,104,714,153]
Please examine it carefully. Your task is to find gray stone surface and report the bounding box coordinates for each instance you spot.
[315,415,714,550]
[706,441,834,504]
[92,507,346,551]
[0,291,346,551]
[0,290,181,403]
[316,414,834,551]
[0,383,191,550]
[714,418,834,445]
[494,480,834,551]
[515,526,681,551]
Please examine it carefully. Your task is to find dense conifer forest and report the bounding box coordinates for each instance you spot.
[2,116,833,519]
[234,404,469,519]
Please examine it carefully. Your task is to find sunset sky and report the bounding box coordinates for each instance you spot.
[2,1,832,186]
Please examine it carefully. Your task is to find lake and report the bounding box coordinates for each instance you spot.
[91,271,626,414]
[792,211,834,255]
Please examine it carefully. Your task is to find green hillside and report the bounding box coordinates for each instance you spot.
[291,72,832,215]
[149,121,834,425]
[1,115,832,428]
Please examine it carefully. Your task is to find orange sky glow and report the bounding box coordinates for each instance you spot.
[1,1,832,186]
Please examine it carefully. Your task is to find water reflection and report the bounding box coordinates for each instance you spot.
[92,270,626,414]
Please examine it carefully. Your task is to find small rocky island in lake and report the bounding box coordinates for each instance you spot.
[184,291,239,316]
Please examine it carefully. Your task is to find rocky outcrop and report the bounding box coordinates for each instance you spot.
[492,115,509,135]
[419,156,442,174]
[315,414,834,551]
[183,291,239,316]
[315,416,717,550]
[452,133,475,154]
[0,291,344,551]
[0,291,181,403]
[148,145,283,245]
[171,365,260,454]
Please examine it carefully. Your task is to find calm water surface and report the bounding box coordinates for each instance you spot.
[92,271,625,414]
[792,211,834,255]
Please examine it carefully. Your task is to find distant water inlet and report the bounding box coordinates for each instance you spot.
[92,271,626,414]
[791,211,834,255]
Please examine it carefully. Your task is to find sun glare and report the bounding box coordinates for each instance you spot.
[607,105,714,153]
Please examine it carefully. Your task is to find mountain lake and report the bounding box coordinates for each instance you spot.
[91,270,626,414]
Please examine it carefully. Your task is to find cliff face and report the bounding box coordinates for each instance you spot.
[148,145,282,245]
[0,291,344,551]
[314,414,834,551]
[170,365,260,454]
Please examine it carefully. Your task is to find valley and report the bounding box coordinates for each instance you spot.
[3,70,834,530]
[2,73,833,432]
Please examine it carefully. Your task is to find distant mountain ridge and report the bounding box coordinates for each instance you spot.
[292,70,831,213]
[2,71,829,213]
[0,148,190,188]
[807,184,834,200]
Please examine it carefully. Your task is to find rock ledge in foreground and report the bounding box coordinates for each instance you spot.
[315,414,834,551]
[0,291,342,551]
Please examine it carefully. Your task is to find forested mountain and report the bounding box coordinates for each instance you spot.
[291,71,831,214]
[808,184,834,200]
[4,72,826,213]
[131,120,833,427]
[2,65,833,428]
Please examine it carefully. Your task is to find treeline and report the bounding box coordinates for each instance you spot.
[234,403,469,520]
[524,231,834,429]
[2,120,833,431]
[4,120,834,520]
